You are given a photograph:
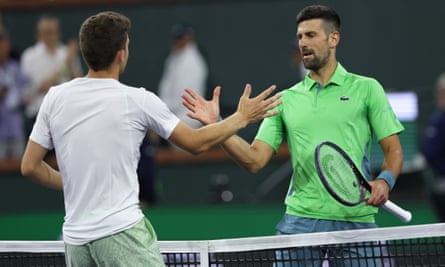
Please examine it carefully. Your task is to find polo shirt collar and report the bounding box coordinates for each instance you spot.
[301,63,347,91]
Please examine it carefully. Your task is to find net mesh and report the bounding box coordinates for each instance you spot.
[0,223,444,267]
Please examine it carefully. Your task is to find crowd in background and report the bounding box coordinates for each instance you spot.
[0,12,444,220]
[0,13,211,207]
[0,14,82,160]
[0,14,210,160]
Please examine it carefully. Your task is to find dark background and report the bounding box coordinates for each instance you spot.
[0,0,441,240]
[1,0,441,204]
[2,0,442,139]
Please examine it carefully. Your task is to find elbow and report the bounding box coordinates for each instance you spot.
[188,149,202,156]
[20,159,38,178]
[244,162,263,174]
[187,145,210,156]
[246,167,261,174]
[21,160,36,178]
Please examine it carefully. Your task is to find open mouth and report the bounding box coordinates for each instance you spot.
[302,50,313,60]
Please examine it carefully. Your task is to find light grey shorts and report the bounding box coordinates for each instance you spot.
[65,218,165,267]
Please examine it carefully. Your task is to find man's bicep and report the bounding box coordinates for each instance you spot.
[21,140,50,177]
[167,121,195,150]
[22,140,49,167]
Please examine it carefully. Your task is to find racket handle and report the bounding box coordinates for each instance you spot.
[382,200,412,223]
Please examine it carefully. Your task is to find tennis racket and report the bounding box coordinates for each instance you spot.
[314,141,412,223]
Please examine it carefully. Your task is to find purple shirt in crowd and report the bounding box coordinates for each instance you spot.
[0,59,27,139]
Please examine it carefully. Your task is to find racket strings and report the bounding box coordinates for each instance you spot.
[319,146,363,205]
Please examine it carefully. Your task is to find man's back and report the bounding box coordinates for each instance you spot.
[31,77,179,245]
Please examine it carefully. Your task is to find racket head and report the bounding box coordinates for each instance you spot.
[315,141,369,206]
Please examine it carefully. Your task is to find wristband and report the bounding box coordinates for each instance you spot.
[377,170,396,191]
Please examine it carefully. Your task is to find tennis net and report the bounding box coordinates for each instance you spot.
[0,223,444,266]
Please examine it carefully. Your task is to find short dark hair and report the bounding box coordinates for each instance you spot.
[296,5,341,33]
[79,11,131,71]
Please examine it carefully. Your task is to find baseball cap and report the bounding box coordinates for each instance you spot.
[171,23,194,40]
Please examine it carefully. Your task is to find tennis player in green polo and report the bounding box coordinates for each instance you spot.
[183,4,404,266]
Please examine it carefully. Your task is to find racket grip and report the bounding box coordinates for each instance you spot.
[382,200,412,223]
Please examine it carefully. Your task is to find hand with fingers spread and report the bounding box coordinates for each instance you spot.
[182,86,221,125]
[182,83,281,126]
[236,84,281,124]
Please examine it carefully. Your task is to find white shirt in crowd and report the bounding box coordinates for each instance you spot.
[30,77,180,245]
[21,41,82,118]
[158,42,207,128]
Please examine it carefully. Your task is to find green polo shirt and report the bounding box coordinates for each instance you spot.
[255,63,404,223]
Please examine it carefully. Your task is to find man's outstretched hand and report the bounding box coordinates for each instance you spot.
[182,84,281,126]
[182,86,221,125]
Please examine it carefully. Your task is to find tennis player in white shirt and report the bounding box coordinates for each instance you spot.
[21,11,281,267]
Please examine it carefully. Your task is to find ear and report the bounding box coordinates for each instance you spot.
[329,31,340,48]
[115,49,125,63]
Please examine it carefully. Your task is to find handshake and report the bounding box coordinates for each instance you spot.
[181,83,281,126]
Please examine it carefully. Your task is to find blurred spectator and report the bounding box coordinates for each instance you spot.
[146,24,208,201]
[291,38,307,81]
[0,13,20,61]
[137,132,159,206]
[0,27,27,160]
[158,23,208,132]
[21,14,82,134]
[422,72,445,221]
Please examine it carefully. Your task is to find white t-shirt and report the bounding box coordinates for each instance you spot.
[21,42,82,118]
[30,77,180,245]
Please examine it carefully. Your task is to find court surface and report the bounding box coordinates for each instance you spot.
[0,201,438,241]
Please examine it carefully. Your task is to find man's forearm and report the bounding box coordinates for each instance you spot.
[381,148,403,178]
[220,135,262,173]
[188,111,249,153]
[374,134,404,192]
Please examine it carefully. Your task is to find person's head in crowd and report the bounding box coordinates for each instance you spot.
[36,14,61,50]
[170,23,195,51]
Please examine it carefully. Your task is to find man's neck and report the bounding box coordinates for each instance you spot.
[87,68,119,80]
[309,59,338,86]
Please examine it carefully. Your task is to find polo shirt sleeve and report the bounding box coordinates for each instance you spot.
[254,105,284,153]
[29,91,54,150]
[366,79,404,142]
